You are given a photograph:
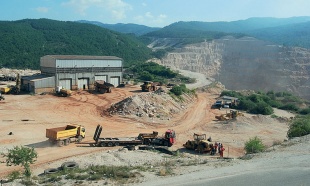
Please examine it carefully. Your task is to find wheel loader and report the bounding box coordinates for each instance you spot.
[183,133,212,153]
[140,81,159,92]
[215,110,244,121]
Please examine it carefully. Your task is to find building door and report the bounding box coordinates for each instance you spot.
[94,75,107,81]
[78,78,89,90]
[59,79,72,90]
[110,76,120,87]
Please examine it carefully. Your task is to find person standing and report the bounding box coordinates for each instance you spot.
[214,142,218,153]
[220,145,225,158]
[218,142,221,154]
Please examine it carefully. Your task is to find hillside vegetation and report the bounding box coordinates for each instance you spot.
[0,19,152,69]
[144,17,310,48]
[77,20,161,36]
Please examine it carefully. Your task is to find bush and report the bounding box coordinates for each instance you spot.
[249,102,273,115]
[237,99,256,111]
[244,136,265,154]
[279,103,299,111]
[7,171,21,181]
[287,116,310,138]
[298,107,310,115]
[170,84,189,96]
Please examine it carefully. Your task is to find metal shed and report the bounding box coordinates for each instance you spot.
[40,55,123,90]
[21,74,55,94]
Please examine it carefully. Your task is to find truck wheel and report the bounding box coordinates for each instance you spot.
[163,141,169,147]
[57,140,64,147]
[144,139,151,145]
[77,136,82,143]
[107,142,113,147]
[114,142,119,146]
[100,142,106,147]
[64,139,70,146]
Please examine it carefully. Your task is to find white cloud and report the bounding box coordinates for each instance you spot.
[145,12,153,18]
[134,12,167,27]
[36,7,49,13]
[142,2,147,7]
[62,0,131,19]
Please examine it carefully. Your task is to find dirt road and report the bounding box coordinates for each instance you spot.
[0,84,290,178]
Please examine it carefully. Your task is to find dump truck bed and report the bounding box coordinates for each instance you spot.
[0,87,10,93]
[46,125,78,140]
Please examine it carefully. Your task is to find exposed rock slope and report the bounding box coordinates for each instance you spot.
[155,36,310,100]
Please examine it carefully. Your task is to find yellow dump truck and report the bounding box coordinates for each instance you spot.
[46,124,86,146]
[0,87,11,94]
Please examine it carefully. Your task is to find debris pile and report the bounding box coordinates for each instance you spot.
[106,88,196,124]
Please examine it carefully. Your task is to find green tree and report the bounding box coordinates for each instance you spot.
[2,146,38,177]
[287,115,310,138]
[244,136,265,154]
[170,85,183,96]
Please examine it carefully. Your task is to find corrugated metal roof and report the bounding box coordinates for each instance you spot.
[44,55,123,60]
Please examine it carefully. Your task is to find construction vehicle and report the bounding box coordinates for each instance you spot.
[0,87,11,94]
[183,133,212,153]
[215,110,244,121]
[46,124,86,146]
[94,80,114,93]
[140,81,159,92]
[91,125,175,147]
[0,93,4,101]
[55,86,72,97]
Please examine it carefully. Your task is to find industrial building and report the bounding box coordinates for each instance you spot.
[21,55,123,94]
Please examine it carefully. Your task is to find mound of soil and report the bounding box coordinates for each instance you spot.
[106,88,196,125]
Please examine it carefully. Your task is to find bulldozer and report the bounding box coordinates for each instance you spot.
[215,110,244,121]
[183,133,212,153]
[140,81,158,92]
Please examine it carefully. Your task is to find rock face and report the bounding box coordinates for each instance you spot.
[156,36,310,100]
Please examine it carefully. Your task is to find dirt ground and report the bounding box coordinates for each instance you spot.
[0,80,294,180]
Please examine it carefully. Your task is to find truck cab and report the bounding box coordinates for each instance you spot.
[165,129,176,146]
[78,126,86,138]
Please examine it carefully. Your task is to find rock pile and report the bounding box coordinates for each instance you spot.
[107,88,196,124]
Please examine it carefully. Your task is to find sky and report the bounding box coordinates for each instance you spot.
[1,0,310,27]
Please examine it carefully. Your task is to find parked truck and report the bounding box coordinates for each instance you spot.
[46,124,86,146]
[91,125,175,147]
[94,80,114,94]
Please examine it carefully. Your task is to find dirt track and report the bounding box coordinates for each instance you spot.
[0,84,292,178]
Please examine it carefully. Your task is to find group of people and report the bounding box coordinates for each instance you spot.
[210,142,225,157]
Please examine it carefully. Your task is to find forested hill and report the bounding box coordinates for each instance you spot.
[0,19,152,69]
[144,17,310,48]
[247,21,310,48]
[77,20,161,36]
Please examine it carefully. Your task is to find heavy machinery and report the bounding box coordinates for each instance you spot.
[0,93,4,101]
[55,86,72,97]
[94,80,114,93]
[183,133,212,153]
[215,110,244,121]
[140,81,159,92]
[91,125,175,147]
[0,87,11,94]
[46,124,86,146]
